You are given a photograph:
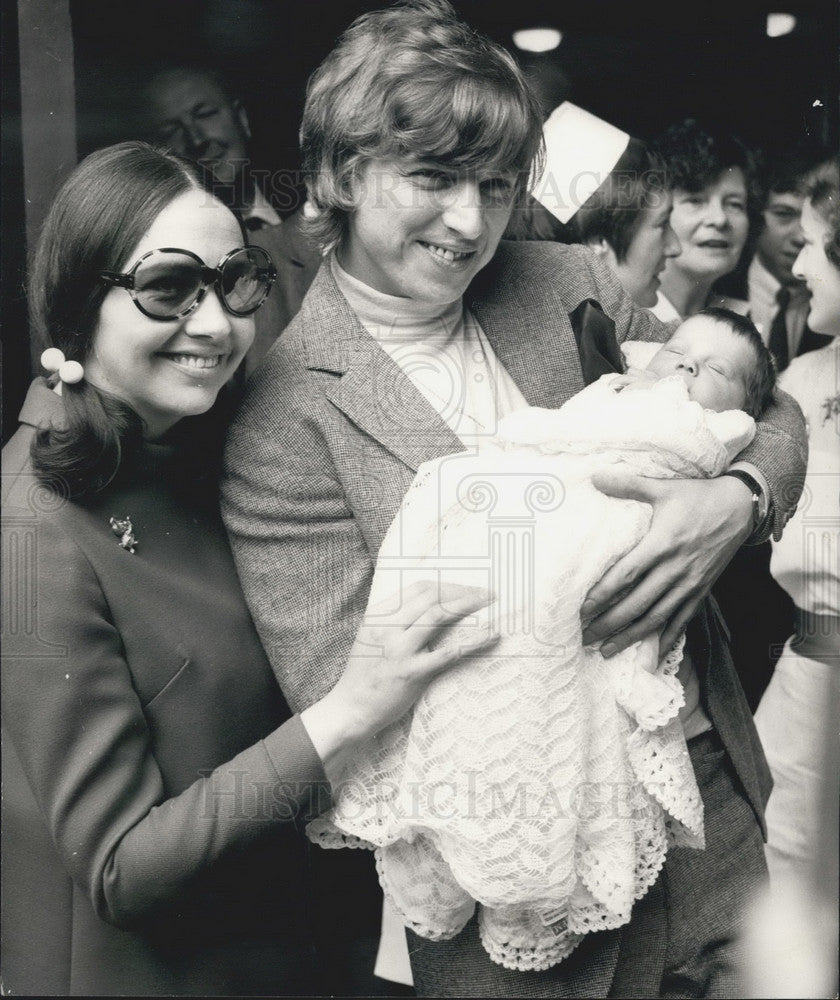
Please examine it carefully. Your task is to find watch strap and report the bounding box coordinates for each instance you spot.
[721,469,767,533]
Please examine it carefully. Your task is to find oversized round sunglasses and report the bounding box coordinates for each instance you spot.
[100,246,277,320]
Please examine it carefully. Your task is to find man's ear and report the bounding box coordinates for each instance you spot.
[233,100,251,141]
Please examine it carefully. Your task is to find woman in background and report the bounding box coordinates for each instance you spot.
[1,141,495,997]
[652,118,796,717]
[754,158,840,885]
[743,157,839,1000]
[651,118,760,321]
[514,102,682,308]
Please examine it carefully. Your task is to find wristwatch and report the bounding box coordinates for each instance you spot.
[721,469,768,534]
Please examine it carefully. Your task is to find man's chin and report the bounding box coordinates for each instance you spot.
[637,283,658,308]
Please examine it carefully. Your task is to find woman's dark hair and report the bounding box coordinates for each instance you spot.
[653,118,762,225]
[509,138,669,256]
[29,141,207,498]
[654,119,762,298]
[698,306,776,418]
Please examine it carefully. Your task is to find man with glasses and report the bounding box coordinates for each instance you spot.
[139,64,321,373]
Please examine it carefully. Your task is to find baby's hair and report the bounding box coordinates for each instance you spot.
[697,307,776,418]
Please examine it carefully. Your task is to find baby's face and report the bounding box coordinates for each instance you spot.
[647,316,753,412]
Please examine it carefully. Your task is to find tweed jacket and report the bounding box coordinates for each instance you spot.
[1,382,329,996]
[222,241,806,994]
[223,239,805,700]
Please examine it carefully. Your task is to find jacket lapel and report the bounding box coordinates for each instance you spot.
[467,243,592,408]
[297,241,626,473]
[300,262,464,473]
[568,300,625,385]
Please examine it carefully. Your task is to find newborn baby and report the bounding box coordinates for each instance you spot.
[618,307,775,417]
[307,308,777,972]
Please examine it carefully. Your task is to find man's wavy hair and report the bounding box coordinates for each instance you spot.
[300,0,545,250]
[804,158,840,270]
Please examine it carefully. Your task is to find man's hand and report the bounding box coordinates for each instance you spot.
[581,472,754,658]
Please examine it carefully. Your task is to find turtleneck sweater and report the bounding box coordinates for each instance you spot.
[331,255,527,449]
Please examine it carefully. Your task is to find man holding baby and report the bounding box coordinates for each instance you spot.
[221,2,807,995]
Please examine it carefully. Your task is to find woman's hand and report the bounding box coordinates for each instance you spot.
[581,472,754,659]
[301,580,499,783]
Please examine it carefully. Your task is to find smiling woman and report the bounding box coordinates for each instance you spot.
[1,140,499,997]
[86,191,267,438]
[652,119,760,320]
[84,196,252,437]
[752,161,840,970]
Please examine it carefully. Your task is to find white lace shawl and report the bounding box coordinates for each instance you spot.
[307,373,755,972]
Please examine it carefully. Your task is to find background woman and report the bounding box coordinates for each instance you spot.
[1,141,496,997]
[652,118,760,321]
[753,159,840,885]
[520,115,680,307]
[651,118,800,716]
[742,158,840,999]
